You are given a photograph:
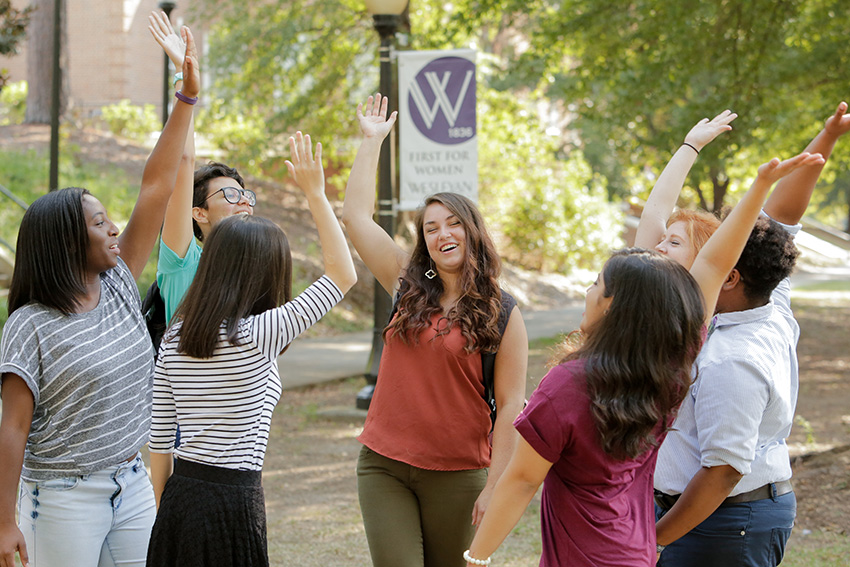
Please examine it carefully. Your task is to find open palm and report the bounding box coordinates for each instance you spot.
[357,93,397,140]
[757,152,825,184]
[148,10,185,68]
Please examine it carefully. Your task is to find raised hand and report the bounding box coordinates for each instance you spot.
[148,10,185,69]
[357,93,398,141]
[683,109,737,151]
[179,26,200,98]
[756,151,825,185]
[824,101,850,139]
[285,132,325,199]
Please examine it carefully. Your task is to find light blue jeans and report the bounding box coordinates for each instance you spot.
[18,453,156,567]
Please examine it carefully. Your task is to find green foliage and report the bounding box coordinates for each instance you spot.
[0,146,159,305]
[451,0,850,224]
[99,100,160,142]
[193,0,621,273]
[478,89,622,271]
[0,0,31,89]
[195,100,272,169]
[0,79,25,124]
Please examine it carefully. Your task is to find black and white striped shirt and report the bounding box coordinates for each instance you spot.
[149,276,342,471]
[0,259,154,481]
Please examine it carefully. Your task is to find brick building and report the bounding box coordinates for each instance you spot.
[1,0,202,116]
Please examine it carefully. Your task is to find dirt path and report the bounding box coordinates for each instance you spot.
[252,293,850,566]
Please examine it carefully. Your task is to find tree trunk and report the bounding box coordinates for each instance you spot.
[710,168,729,214]
[24,0,66,124]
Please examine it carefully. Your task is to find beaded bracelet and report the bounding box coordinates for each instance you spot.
[175,91,198,105]
[463,549,492,566]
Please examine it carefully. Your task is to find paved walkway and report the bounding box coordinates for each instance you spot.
[279,304,585,390]
[279,264,850,391]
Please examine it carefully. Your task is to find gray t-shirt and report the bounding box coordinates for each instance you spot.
[0,258,154,481]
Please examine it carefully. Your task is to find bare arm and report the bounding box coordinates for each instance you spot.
[118,26,200,279]
[0,374,33,567]
[149,11,196,257]
[764,101,850,225]
[149,452,174,510]
[285,133,357,294]
[634,110,736,249]
[340,94,407,295]
[466,438,552,565]
[471,307,529,526]
[690,152,825,322]
[656,465,743,546]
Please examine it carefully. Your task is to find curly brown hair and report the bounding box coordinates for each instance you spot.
[382,193,503,354]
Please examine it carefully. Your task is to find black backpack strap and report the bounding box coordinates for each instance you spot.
[482,290,517,425]
[141,280,167,355]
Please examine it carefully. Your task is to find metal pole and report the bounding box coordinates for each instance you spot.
[48,0,61,191]
[356,14,399,410]
[159,2,177,126]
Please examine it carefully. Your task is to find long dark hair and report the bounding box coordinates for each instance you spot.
[563,248,705,459]
[8,187,91,315]
[384,192,503,353]
[175,215,292,358]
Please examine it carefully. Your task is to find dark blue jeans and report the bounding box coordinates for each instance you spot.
[656,491,796,567]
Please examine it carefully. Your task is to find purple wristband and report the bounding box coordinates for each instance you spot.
[175,91,198,105]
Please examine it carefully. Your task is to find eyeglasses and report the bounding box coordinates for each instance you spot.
[201,186,257,207]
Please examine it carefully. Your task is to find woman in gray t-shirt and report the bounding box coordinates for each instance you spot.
[0,28,200,567]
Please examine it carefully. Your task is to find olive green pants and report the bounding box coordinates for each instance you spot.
[356,445,488,567]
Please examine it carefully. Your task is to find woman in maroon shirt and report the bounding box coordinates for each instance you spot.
[464,148,823,567]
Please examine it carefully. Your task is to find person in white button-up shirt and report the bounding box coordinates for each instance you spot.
[646,102,850,567]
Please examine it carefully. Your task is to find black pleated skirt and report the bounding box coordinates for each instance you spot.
[146,459,268,567]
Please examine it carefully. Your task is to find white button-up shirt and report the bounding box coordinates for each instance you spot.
[655,220,800,496]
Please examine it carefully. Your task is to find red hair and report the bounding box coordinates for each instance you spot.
[667,209,721,255]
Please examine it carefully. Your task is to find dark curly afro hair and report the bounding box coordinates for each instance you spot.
[734,216,799,302]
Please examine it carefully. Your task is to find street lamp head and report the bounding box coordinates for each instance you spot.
[364,0,407,15]
[158,1,177,15]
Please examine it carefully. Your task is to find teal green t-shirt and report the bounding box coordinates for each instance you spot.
[156,238,202,324]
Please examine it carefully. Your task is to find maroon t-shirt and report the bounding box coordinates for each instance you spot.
[515,359,662,567]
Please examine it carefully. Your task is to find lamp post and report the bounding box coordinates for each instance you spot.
[48,0,62,190]
[158,1,177,126]
[356,0,407,410]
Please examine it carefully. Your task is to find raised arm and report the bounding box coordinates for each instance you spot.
[285,133,357,294]
[764,101,850,225]
[340,94,407,295]
[149,10,196,258]
[634,110,736,249]
[118,26,200,280]
[690,151,825,322]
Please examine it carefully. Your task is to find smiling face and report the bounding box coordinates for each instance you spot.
[82,194,120,274]
[655,220,697,269]
[580,270,613,334]
[422,202,467,276]
[193,176,255,239]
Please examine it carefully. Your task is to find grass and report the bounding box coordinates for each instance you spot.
[793,279,850,293]
[783,530,850,566]
[0,147,159,297]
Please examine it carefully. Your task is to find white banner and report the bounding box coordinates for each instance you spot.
[397,49,478,211]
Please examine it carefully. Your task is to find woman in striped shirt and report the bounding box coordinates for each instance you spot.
[145,132,356,567]
[0,28,200,567]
